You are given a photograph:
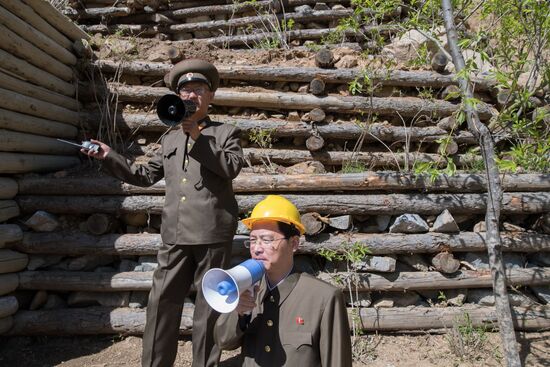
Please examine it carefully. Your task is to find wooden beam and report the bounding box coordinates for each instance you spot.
[0,296,17,319]
[21,0,90,42]
[0,5,76,65]
[0,200,19,223]
[0,23,74,81]
[0,178,17,199]
[15,192,550,215]
[0,108,77,139]
[0,152,79,174]
[109,84,494,119]
[0,49,75,96]
[16,173,550,195]
[0,87,80,125]
[13,231,549,256]
[17,267,550,292]
[7,305,549,335]
[0,70,80,111]
[0,129,79,155]
[1,0,73,49]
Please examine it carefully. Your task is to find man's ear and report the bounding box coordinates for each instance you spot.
[290,236,300,252]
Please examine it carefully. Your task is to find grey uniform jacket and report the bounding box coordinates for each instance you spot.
[214,270,353,367]
[102,118,244,245]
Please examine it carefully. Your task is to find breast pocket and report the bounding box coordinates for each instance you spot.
[280,331,312,350]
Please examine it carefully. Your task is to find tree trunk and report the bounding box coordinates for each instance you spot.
[13,231,549,256]
[0,49,74,96]
[1,0,73,49]
[0,178,17,199]
[315,48,335,68]
[0,225,22,247]
[94,60,495,91]
[0,88,80,125]
[441,1,521,364]
[0,200,19,223]
[17,267,550,292]
[159,1,273,19]
[20,0,90,42]
[0,5,76,65]
[15,192,550,216]
[109,84,494,119]
[0,70,80,111]
[0,109,77,139]
[309,78,326,95]
[17,173,549,195]
[305,135,325,152]
[0,152,79,174]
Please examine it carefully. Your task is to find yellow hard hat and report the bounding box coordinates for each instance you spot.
[242,195,305,235]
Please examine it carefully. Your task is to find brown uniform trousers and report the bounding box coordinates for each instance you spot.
[214,270,353,367]
[102,118,244,367]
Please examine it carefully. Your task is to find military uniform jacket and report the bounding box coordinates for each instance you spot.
[102,119,244,245]
[214,270,353,367]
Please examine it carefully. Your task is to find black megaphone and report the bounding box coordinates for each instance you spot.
[156,94,197,126]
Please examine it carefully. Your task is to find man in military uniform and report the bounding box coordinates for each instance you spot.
[214,195,352,366]
[82,59,245,367]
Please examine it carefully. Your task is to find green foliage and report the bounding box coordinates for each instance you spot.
[407,43,431,68]
[248,128,274,148]
[447,312,489,360]
[341,161,367,173]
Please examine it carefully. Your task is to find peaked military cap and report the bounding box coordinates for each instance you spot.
[168,59,220,93]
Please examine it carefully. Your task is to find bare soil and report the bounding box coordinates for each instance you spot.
[1,331,548,367]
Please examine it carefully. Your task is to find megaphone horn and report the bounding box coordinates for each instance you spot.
[202,259,265,313]
[156,94,197,126]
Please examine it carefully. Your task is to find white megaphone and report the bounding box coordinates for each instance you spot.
[202,259,265,313]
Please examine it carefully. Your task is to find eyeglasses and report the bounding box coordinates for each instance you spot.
[179,87,208,96]
[243,236,288,250]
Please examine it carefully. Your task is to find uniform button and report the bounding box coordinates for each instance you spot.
[269,296,275,302]
[187,143,192,148]
[185,159,189,165]
[180,196,186,202]
[266,320,273,327]
[181,178,187,183]
[264,345,271,353]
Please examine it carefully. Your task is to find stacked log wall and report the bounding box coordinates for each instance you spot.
[0,0,89,335]
[2,0,549,337]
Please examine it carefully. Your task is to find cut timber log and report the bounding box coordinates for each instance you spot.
[0,23,74,82]
[0,200,19,222]
[86,112,477,143]
[0,225,22,247]
[0,49,75,96]
[305,135,325,151]
[8,307,190,336]
[309,78,325,95]
[7,305,550,335]
[0,88,80,125]
[0,5,76,65]
[431,252,461,273]
[20,0,90,42]
[109,84,494,119]
[0,70,80,111]
[359,305,550,331]
[0,152,79,174]
[0,178,17,199]
[159,1,273,19]
[86,213,116,235]
[301,212,325,235]
[0,296,17,318]
[1,0,73,49]
[94,61,496,91]
[65,6,132,19]
[0,273,18,296]
[0,129,79,155]
[13,231,550,257]
[0,249,28,273]
[0,109,77,138]
[15,192,550,216]
[17,267,550,292]
[0,315,12,334]
[16,173,550,195]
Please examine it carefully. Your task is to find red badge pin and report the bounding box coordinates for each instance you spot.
[295,317,304,325]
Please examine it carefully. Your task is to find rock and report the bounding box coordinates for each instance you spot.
[295,5,313,13]
[443,289,468,306]
[530,286,550,304]
[352,256,396,272]
[43,294,66,310]
[374,293,421,308]
[502,222,525,232]
[122,212,148,227]
[287,111,301,121]
[389,214,429,233]
[24,211,59,232]
[432,252,461,273]
[297,84,309,93]
[431,209,459,233]
[335,55,358,68]
[292,136,305,147]
[328,215,352,231]
[355,215,391,233]
[284,161,325,174]
[346,292,371,307]
[29,290,48,310]
[373,298,394,308]
[461,252,525,270]
[68,291,130,307]
[431,51,448,73]
[381,29,433,64]
[436,116,458,131]
[119,259,139,272]
[138,256,158,272]
[26,255,63,271]
[129,291,149,308]
[236,221,250,235]
[473,221,486,232]
[467,289,536,307]
[313,3,330,11]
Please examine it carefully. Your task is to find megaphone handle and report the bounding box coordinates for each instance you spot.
[242,284,258,316]
[182,133,190,171]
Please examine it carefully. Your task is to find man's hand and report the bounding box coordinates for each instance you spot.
[236,286,259,316]
[81,139,111,160]
[181,119,201,140]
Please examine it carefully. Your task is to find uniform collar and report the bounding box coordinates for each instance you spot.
[259,267,300,306]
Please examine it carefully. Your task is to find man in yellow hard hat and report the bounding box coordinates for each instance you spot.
[214,195,352,366]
